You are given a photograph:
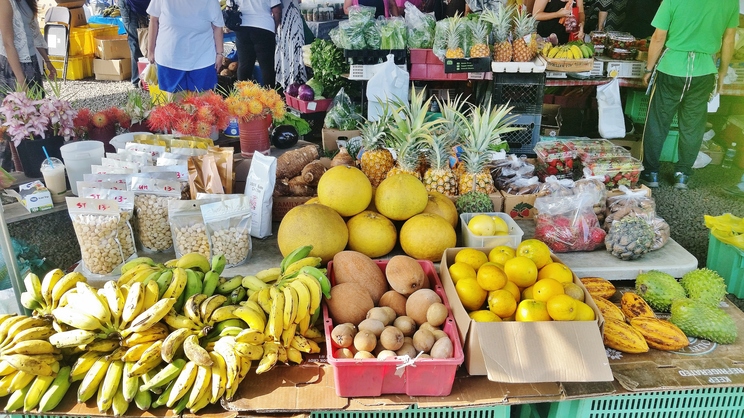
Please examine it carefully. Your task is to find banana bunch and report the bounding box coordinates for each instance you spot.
[20,269,86,317]
[542,42,594,59]
[102,5,120,17]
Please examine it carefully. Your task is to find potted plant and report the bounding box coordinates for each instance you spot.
[225,80,286,157]
[0,84,76,177]
[147,91,230,140]
[72,106,132,153]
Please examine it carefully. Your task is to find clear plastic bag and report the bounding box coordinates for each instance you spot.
[168,200,216,259]
[130,176,182,252]
[432,20,448,61]
[504,176,541,195]
[324,88,363,130]
[604,185,656,231]
[405,2,436,49]
[78,186,137,262]
[201,197,252,268]
[534,192,607,253]
[380,17,407,50]
[348,5,376,26]
[366,19,382,49]
[492,155,536,191]
[67,197,124,276]
[650,216,670,251]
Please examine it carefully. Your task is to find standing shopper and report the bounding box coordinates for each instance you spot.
[118,0,149,88]
[0,0,55,171]
[146,0,224,94]
[234,0,281,88]
[641,0,739,190]
[274,0,305,90]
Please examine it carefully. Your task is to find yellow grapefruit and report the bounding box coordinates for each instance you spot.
[455,278,487,311]
[476,263,508,291]
[468,214,497,236]
[532,278,565,302]
[503,256,538,288]
[454,248,489,271]
[491,216,510,234]
[448,262,476,284]
[516,239,553,269]
[423,192,459,228]
[514,299,551,322]
[277,204,348,264]
[469,310,502,322]
[487,289,517,318]
[537,262,574,284]
[317,166,372,217]
[546,294,578,321]
[488,245,516,266]
[574,301,596,321]
[399,213,456,262]
[375,173,429,221]
[346,211,397,258]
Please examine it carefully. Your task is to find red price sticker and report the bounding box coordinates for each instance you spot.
[98,204,110,211]
[76,202,87,209]
[137,184,149,190]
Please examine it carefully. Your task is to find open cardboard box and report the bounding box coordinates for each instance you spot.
[440,247,613,383]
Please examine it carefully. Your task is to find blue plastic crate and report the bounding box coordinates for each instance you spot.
[707,233,744,298]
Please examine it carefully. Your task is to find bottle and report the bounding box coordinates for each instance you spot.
[721,142,737,169]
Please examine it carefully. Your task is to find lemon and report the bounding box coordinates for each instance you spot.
[468,214,497,236]
[454,248,488,271]
[455,278,487,311]
[469,310,502,322]
[448,262,476,285]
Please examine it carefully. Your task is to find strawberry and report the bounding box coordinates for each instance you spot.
[589,227,606,245]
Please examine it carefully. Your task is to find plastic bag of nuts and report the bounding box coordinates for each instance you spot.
[141,164,190,200]
[67,197,125,276]
[130,176,182,252]
[168,199,221,260]
[201,196,252,268]
[79,185,138,262]
[603,185,656,231]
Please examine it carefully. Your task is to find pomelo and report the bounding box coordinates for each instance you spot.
[317,166,372,217]
[277,203,348,264]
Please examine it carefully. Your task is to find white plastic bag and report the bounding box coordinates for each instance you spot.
[596,77,626,139]
[693,151,713,169]
[366,54,409,121]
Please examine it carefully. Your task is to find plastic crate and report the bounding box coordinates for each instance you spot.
[547,386,744,418]
[492,72,546,114]
[324,259,464,398]
[707,233,744,298]
[344,49,407,65]
[503,113,541,156]
[348,64,407,80]
[625,89,679,127]
[310,405,511,418]
[460,212,523,248]
[50,54,94,80]
[69,24,120,56]
[285,93,332,113]
[661,130,680,163]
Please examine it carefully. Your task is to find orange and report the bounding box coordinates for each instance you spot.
[476,263,508,291]
[574,301,596,321]
[502,280,521,303]
[488,245,516,266]
[532,278,565,302]
[521,285,534,300]
[488,289,517,318]
[514,299,551,322]
[537,262,574,284]
[516,239,553,269]
[546,294,578,321]
[469,310,502,322]
[455,278,487,311]
[448,262,476,285]
[503,256,538,288]
[454,248,489,271]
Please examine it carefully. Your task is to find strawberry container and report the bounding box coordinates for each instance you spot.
[583,155,643,189]
[606,32,636,49]
[604,46,637,61]
[324,259,464,398]
[534,140,578,180]
[590,31,607,46]
[566,139,631,161]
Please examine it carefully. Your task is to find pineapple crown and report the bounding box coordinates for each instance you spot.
[446,13,463,48]
[513,7,537,38]
[471,21,490,44]
[480,5,515,42]
[359,117,389,152]
[424,133,454,171]
[460,101,520,174]
[386,87,442,172]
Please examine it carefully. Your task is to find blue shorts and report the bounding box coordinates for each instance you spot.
[157,64,217,93]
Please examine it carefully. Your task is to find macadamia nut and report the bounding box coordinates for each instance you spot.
[209,226,251,266]
[134,194,179,252]
[173,222,210,259]
[72,213,124,275]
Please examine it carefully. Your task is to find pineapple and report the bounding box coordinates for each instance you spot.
[483,5,515,62]
[423,133,458,196]
[387,88,441,180]
[459,102,522,194]
[359,119,394,187]
[469,22,491,58]
[444,14,465,59]
[512,7,537,62]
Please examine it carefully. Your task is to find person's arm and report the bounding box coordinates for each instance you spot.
[35,47,56,80]
[718,27,736,92]
[343,0,353,15]
[643,28,667,86]
[533,0,571,22]
[597,10,607,30]
[0,0,25,87]
[576,0,584,39]
[213,23,223,72]
[147,16,159,64]
[271,5,281,30]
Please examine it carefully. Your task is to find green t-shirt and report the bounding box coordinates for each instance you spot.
[652,0,739,77]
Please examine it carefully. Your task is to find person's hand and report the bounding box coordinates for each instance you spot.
[643,72,652,87]
[577,29,584,41]
[718,70,726,93]
[215,55,221,72]
[45,61,57,80]
[561,8,572,17]
[147,50,155,64]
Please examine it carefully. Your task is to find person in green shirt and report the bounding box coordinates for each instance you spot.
[640,0,739,190]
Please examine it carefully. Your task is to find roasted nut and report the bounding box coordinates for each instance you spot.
[209,226,251,266]
[134,194,179,252]
[118,210,136,260]
[72,214,124,275]
[173,222,210,259]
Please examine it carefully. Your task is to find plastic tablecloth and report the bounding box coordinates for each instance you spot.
[87,15,126,35]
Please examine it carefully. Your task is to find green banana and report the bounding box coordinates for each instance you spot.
[5,382,30,412]
[171,386,192,415]
[155,269,174,298]
[229,286,247,304]
[139,358,187,392]
[299,266,332,299]
[216,276,242,295]
[38,365,72,412]
[121,257,155,274]
[183,269,203,303]
[134,388,152,411]
[280,245,313,273]
[202,271,220,297]
[211,254,227,275]
[151,379,176,409]
[173,282,189,315]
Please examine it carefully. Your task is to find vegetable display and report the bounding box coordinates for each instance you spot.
[308,39,350,99]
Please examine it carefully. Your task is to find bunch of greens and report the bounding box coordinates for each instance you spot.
[274,112,311,135]
[309,39,350,98]
[380,18,407,50]
[324,88,362,130]
[405,3,436,48]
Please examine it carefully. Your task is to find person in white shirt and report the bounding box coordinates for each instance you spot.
[233,0,281,88]
[146,0,224,93]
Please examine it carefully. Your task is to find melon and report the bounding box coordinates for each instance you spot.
[423,192,459,228]
[375,173,428,221]
[346,211,397,258]
[326,282,374,325]
[399,213,457,262]
[277,203,348,264]
[332,251,388,304]
[317,166,372,217]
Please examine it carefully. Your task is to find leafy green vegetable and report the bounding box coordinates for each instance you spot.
[380,18,407,50]
[274,112,311,136]
[309,39,351,98]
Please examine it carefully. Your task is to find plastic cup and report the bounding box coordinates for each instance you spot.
[40,157,67,203]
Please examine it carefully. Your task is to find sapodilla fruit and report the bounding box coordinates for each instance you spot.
[333,251,388,304]
[327,283,374,325]
[379,291,408,317]
[386,255,427,296]
[406,288,442,325]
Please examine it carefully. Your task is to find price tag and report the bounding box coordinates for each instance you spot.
[307,101,317,111]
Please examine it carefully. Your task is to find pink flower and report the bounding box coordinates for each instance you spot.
[0,91,77,146]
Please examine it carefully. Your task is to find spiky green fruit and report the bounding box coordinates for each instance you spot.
[680,268,727,307]
[670,298,737,344]
[455,191,493,215]
[635,270,686,312]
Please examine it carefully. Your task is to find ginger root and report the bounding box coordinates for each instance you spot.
[288,176,316,196]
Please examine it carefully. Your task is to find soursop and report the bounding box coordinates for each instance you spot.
[680,268,727,307]
[456,191,494,215]
[605,215,655,260]
[635,270,686,312]
[670,298,737,344]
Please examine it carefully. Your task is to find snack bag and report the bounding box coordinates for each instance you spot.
[201,197,252,268]
[604,185,656,231]
[78,186,137,262]
[130,176,182,252]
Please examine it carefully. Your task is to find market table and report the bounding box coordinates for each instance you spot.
[545,77,645,88]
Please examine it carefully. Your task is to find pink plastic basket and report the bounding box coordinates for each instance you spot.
[323,259,464,398]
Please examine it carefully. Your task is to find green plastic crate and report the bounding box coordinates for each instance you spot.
[311,405,511,418]
[625,89,679,128]
[707,233,744,298]
[660,130,679,163]
[547,386,744,418]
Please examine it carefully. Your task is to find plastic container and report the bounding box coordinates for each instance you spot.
[50,54,94,80]
[285,93,332,113]
[583,155,643,189]
[625,89,679,127]
[459,212,523,248]
[590,31,607,45]
[721,142,738,169]
[492,72,546,114]
[324,259,464,398]
[707,233,744,298]
[534,140,578,178]
[60,140,105,195]
[502,113,542,156]
[606,31,636,49]
[312,405,511,418]
[568,139,631,162]
[69,24,120,56]
[604,46,638,60]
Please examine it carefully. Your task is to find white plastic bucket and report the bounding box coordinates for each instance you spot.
[60,140,105,195]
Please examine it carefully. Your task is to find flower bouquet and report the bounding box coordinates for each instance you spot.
[147,91,230,138]
[73,106,132,152]
[225,81,286,156]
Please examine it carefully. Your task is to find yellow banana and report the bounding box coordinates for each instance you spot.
[570,45,583,60]
[0,360,14,376]
[75,282,112,325]
[122,298,176,336]
[87,338,121,352]
[0,372,17,397]
[307,338,321,354]
[23,374,55,412]
[183,335,213,367]
[226,356,251,401]
[98,360,124,413]
[255,267,281,283]
[122,342,155,362]
[213,339,239,393]
[122,363,139,402]
[23,272,43,304]
[50,272,86,308]
[234,342,263,360]
[49,328,97,349]
[163,311,200,332]
[281,322,298,348]
[199,295,228,323]
[186,365,211,409]
[128,340,163,377]
[256,287,272,314]
[122,322,169,347]
[289,280,310,323]
[77,356,111,402]
[256,341,279,374]
[163,267,188,300]
[176,252,211,273]
[121,282,144,327]
[70,352,101,382]
[209,305,240,323]
[208,352,226,403]
[111,385,130,417]
[2,316,51,346]
[296,274,321,314]
[4,340,58,356]
[241,275,268,292]
[290,334,312,353]
[142,280,160,310]
[101,281,125,327]
[117,263,155,286]
[287,347,303,364]
[303,326,324,342]
[235,328,264,345]
[6,325,55,346]
[184,294,208,326]
[1,354,56,376]
[283,286,299,326]
[189,383,212,414]
[166,360,197,408]
[40,268,65,307]
[234,306,266,331]
[9,370,34,392]
[277,345,288,363]
[51,307,106,332]
[281,257,322,278]
[266,289,284,342]
[161,328,192,363]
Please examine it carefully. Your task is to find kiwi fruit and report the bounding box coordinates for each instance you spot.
[353,329,377,352]
[380,326,405,351]
[393,316,417,337]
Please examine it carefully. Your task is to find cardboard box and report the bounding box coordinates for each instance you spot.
[545,58,595,72]
[440,248,613,383]
[68,6,86,27]
[321,128,361,152]
[9,181,54,212]
[273,196,313,220]
[540,104,562,137]
[94,35,129,60]
[610,137,643,159]
[93,58,131,81]
[500,191,539,220]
